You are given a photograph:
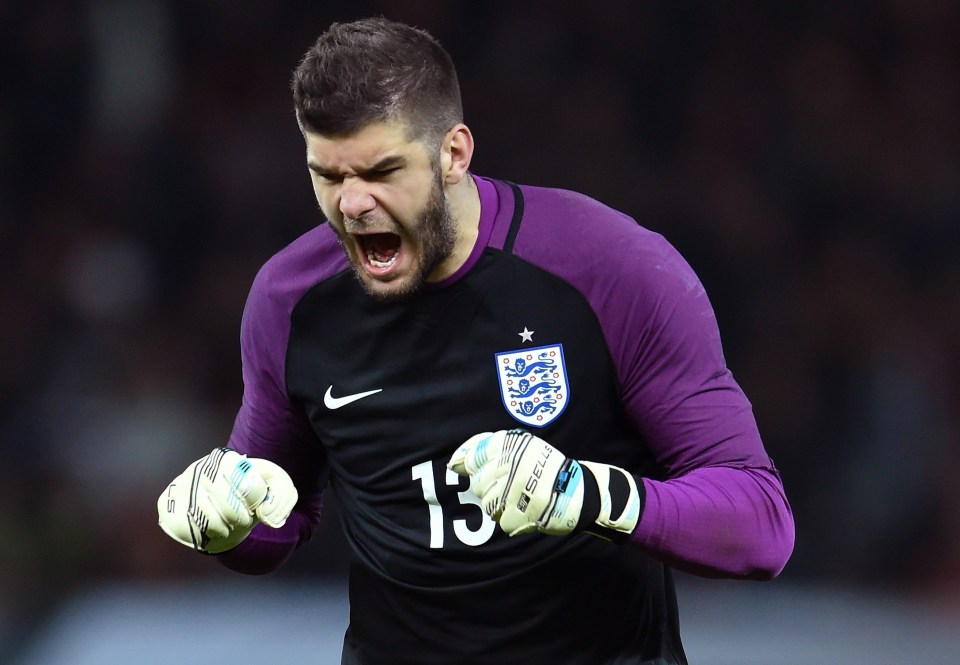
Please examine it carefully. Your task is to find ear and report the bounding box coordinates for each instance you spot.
[441,123,474,185]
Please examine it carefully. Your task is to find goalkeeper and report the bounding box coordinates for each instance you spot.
[158,17,794,665]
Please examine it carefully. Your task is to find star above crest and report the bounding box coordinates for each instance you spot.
[518,327,534,343]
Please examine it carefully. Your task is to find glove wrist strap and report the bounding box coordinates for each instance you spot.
[578,461,645,540]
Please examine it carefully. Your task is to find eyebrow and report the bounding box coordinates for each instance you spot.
[307,154,408,176]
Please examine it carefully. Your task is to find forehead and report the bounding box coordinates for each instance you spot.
[305,120,427,169]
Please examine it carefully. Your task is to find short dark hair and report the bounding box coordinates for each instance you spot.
[291,18,463,149]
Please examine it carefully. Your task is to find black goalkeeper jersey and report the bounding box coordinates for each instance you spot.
[224,175,789,663]
[287,213,682,664]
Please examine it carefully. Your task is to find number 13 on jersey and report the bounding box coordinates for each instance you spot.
[411,460,496,548]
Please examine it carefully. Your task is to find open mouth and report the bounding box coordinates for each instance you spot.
[356,232,402,272]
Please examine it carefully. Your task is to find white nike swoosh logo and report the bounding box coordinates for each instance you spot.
[323,386,383,410]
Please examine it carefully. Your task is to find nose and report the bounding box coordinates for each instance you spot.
[338,177,376,221]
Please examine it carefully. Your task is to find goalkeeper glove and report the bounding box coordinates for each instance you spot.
[157,447,298,554]
[448,429,642,538]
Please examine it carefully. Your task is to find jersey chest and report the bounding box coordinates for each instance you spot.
[285,251,654,575]
[285,252,648,509]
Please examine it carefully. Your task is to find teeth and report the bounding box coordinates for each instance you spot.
[366,249,398,268]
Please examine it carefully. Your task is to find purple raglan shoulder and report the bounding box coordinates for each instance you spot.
[228,224,348,507]
[493,180,771,473]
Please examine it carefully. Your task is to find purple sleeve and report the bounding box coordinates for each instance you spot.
[612,231,794,578]
[513,184,794,579]
[218,227,344,575]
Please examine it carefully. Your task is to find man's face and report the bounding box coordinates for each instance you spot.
[305,121,456,301]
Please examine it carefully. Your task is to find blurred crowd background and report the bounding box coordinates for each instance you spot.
[1,0,958,659]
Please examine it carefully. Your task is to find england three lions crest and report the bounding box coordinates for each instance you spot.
[495,344,569,428]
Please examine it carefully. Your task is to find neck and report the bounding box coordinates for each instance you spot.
[430,173,481,281]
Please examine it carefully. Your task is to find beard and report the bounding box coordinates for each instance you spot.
[341,170,457,302]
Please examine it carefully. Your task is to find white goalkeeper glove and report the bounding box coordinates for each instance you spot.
[157,447,298,554]
[448,429,642,538]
